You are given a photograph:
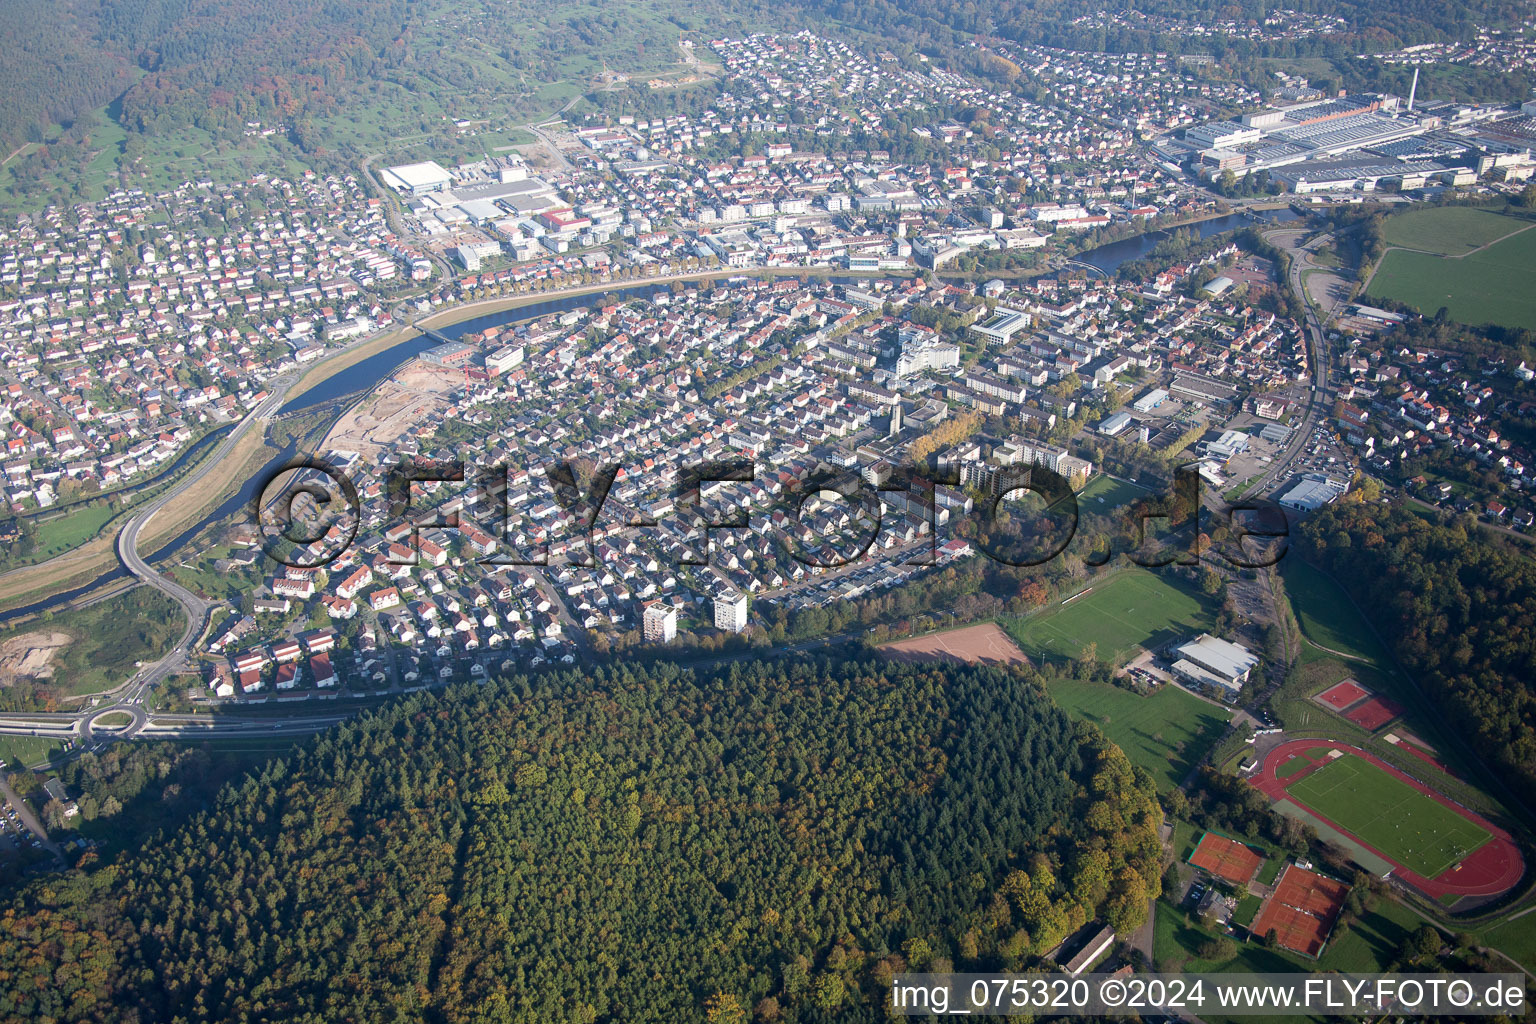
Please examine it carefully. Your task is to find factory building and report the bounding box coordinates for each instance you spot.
[1278,473,1348,512]
[380,161,453,196]
[1098,410,1133,436]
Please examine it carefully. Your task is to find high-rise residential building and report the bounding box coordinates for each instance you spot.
[643,601,677,642]
[714,591,749,633]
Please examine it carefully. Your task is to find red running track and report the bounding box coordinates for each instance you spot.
[1255,739,1524,900]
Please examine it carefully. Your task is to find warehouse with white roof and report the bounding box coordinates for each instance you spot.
[379,161,454,196]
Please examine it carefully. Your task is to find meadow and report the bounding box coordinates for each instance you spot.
[1380,206,1527,255]
[1042,677,1232,792]
[1369,215,1536,330]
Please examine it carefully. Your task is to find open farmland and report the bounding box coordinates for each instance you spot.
[1380,206,1528,255]
[1368,219,1536,330]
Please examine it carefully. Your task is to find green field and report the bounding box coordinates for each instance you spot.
[1285,754,1489,877]
[0,734,64,768]
[1482,915,1536,976]
[1281,560,1394,666]
[14,504,116,566]
[1076,474,1152,512]
[1380,206,1528,255]
[1005,570,1216,665]
[1043,678,1232,792]
[1368,221,1536,331]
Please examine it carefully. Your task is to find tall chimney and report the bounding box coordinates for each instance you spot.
[1407,66,1419,113]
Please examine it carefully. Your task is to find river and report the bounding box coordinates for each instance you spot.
[277,281,681,416]
[5,282,686,618]
[1076,206,1300,275]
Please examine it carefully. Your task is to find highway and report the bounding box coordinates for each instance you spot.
[0,376,300,757]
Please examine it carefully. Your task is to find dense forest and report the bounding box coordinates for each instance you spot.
[1296,503,1536,804]
[0,1,136,160]
[0,656,1161,1023]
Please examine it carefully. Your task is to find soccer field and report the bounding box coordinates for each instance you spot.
[1368,224,1536,331]
[1285,755,1490,878]
[1006,570,1214,665]
[1076,474,1152,512]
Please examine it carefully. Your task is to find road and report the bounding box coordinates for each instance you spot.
[0,772,63,866]
[1236,227,1335,502]
[0,377,300,755]
[82,378,298,740]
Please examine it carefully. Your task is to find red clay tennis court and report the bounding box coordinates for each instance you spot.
[1250,864,1347,958]
[1315,679,1369,709]
[1344,695,1404,731]
[1188,831,1264,886]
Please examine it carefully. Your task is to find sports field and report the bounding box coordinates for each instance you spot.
[1368,222,1536,331]
[1380,206,1528,255]
[1006,570,1214,665]
[1189,831,1264,886]
[1044,678,1232,792]
[1251,864,1348,958]
[1076,474,1151,512]
[1285,754,1489,878]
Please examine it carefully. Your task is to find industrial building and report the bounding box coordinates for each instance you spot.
[1098,410,1133,436]
[1132,388,1169,412]
[1260,423,1293,445]
[1202,430,1251,463]
[1170,372,1239,407]
[1269,158,1458,194]
[1168,91,1488,191]
[1278,473,1348,512]
[379,161,454,196]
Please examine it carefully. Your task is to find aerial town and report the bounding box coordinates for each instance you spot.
[0,33,1532,704]
[2,4,1536,1017]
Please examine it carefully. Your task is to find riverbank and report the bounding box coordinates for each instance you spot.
[280,265,901,411]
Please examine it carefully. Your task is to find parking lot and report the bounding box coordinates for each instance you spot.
[0,798,41,855]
